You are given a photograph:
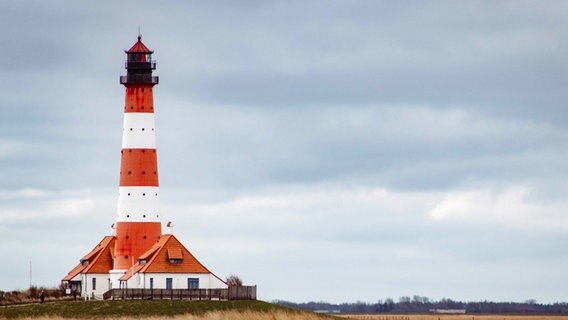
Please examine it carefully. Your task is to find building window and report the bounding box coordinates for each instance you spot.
[166,278,173,289]
[149,278,153,289]
[92,278,96,290]
[188,278,199,289]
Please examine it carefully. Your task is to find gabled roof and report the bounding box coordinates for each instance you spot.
[62,236,116,281]
[126,36,153,54]
[119,234,224,282]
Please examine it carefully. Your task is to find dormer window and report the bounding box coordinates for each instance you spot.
[80,259,90,266]
[139,259,147,265]
[167,248,183,264]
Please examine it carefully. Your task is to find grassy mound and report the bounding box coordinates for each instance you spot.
[0,300,328,319]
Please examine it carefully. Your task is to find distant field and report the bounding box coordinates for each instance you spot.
[339,315,568,320]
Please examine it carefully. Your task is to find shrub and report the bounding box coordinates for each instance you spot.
[226,274,243,286]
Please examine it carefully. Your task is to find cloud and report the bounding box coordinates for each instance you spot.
[158,182,568,302]
[428,186,568,232]
[155,102,568,191]
[0,189,110,223]
[1,0,568,303]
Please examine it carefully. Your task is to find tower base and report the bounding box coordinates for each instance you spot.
[109,269,127,289]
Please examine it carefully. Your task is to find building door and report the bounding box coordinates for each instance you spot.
[166,278,173,289]
[150,278,154,290]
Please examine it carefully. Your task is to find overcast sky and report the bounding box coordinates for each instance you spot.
[1,1,568,303]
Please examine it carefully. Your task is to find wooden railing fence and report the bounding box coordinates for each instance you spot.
[102,286,256,301]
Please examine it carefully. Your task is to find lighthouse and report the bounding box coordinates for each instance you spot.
[62,36,228,298]
[111,35,162,281]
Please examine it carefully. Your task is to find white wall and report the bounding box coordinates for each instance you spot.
[124,273,227,289]
[82,273,112,299]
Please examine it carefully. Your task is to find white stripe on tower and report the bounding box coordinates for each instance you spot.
[117,187,160,222]
[122,113,157,149]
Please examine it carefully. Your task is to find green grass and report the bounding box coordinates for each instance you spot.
[0,300,303,319]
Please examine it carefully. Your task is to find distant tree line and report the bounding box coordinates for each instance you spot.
[274,296,568,314]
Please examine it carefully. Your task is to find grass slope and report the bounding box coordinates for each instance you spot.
[0,300,320,319]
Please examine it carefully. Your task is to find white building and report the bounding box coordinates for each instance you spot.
[62,234,227,299]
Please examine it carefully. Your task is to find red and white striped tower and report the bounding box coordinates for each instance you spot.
[112,36,162,276]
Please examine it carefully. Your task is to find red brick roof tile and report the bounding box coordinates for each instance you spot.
[62,236,115,281]
[119,234,221,281]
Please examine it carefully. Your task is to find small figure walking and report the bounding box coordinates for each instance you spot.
[39,290,45,304]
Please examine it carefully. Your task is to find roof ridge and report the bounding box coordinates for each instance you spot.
[83,236,115,273]
[139,234,172,273]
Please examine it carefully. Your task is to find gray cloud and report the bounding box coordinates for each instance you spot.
[1,0,567,303]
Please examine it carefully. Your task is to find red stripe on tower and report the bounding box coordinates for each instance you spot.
[113,36,162,271]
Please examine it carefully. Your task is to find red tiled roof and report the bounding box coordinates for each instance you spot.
[119,234,223,282]
[126,36,153,54]
[62,236,116,281]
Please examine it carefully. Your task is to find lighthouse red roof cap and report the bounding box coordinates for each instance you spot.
[126,35,153,54]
